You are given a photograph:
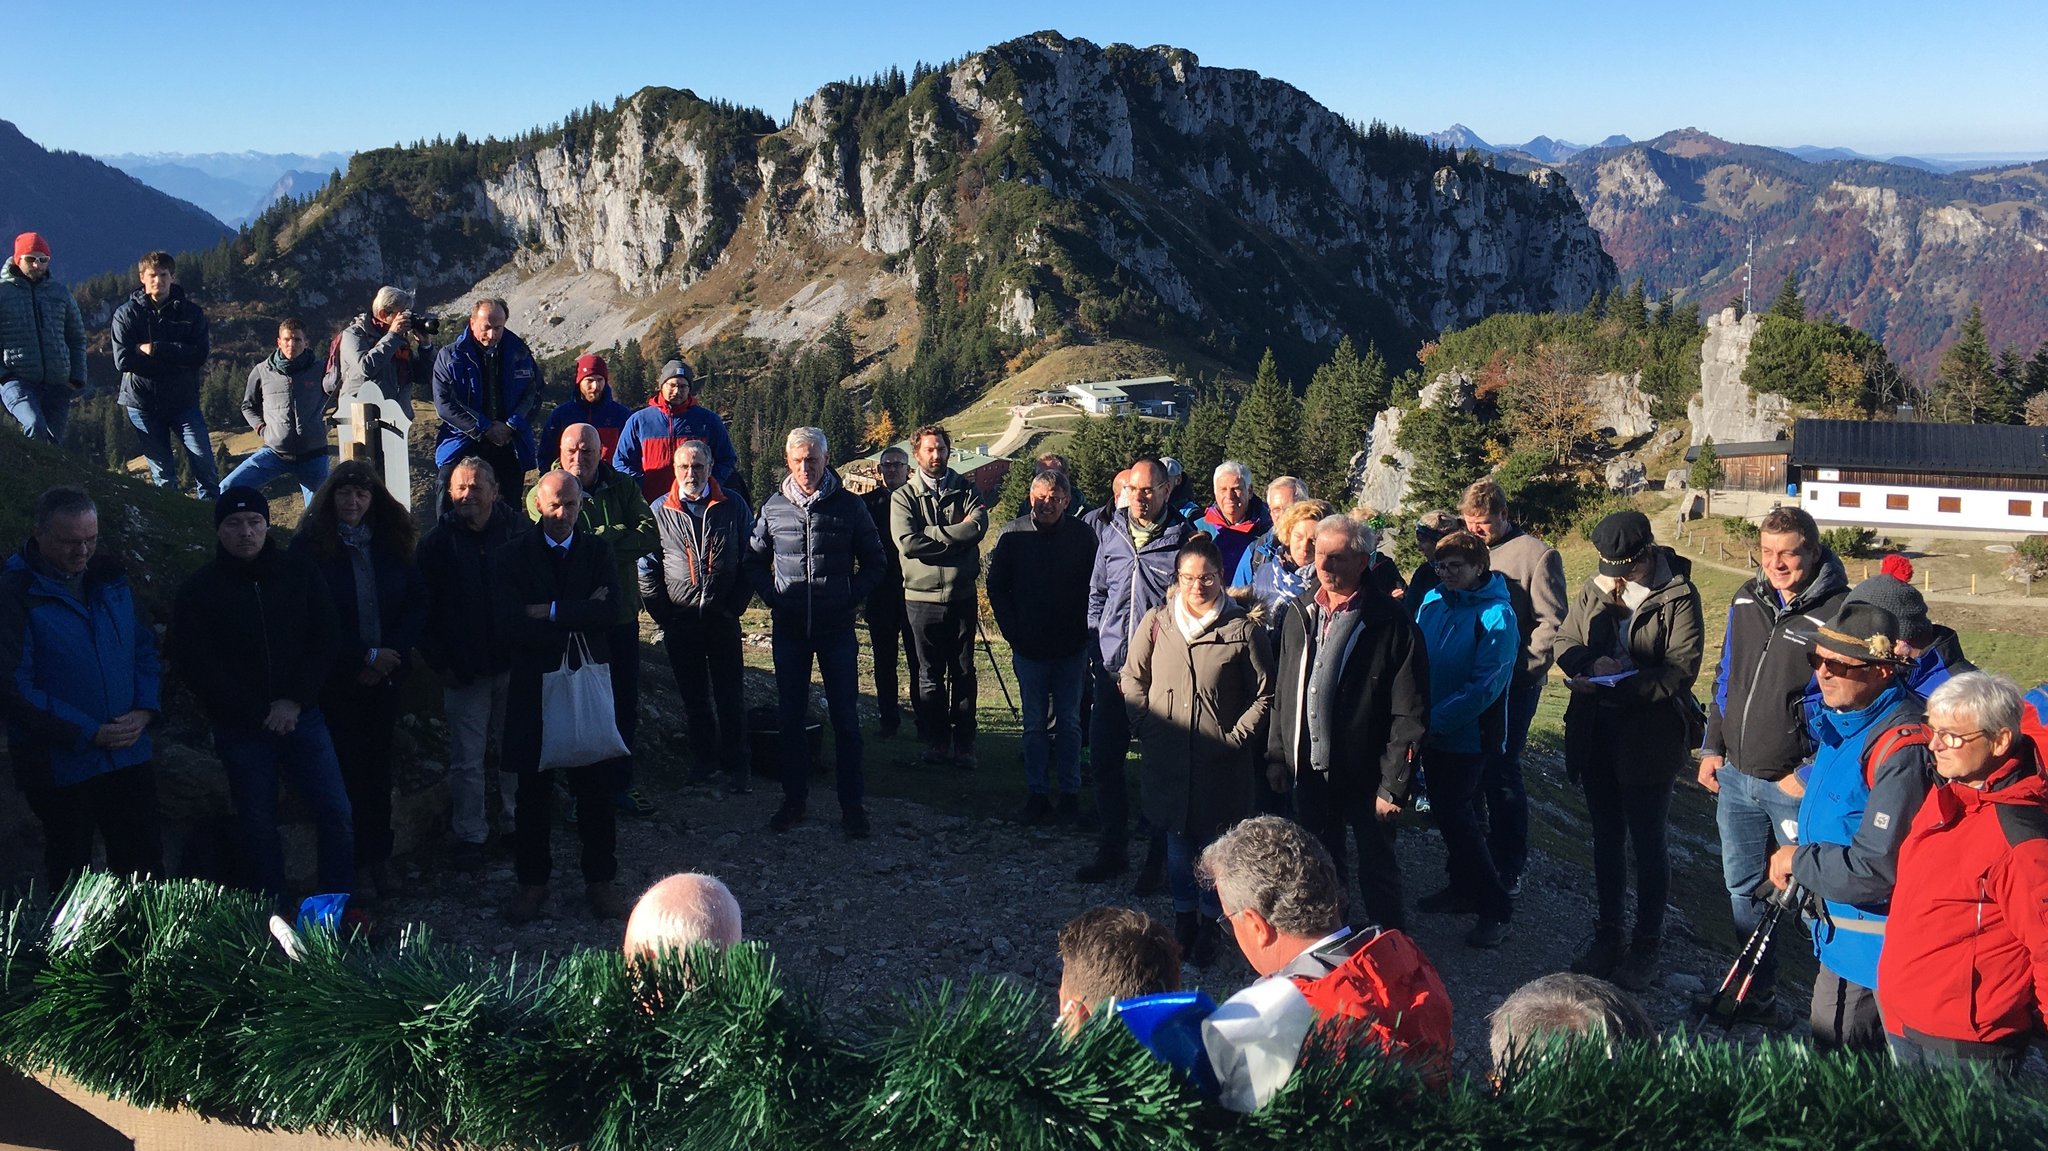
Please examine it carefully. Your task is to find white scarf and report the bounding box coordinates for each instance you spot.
[1173,591,1223,642]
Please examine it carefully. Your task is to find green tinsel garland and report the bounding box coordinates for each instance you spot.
[1,875,2044,1151]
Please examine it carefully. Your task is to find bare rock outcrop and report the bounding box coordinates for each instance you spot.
[1688,308,1791,446]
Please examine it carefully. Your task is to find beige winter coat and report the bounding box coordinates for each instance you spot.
[1123,590,1275,840]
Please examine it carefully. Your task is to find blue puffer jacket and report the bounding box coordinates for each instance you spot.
[0,545,160,790]
[1791,681,1932,991]
[110,285,209,412]
[1414,573,1518,755]
[1088,511,1195,673]
[0,261,86,390]
[431,327,543,468]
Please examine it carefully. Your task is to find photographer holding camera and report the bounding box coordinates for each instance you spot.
[338,285,434,414]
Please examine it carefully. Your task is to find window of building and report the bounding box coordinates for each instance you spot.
[2013,499,2034,517]
[1938,496,1961,514]
[1886,494,1909,511]
[1838,491,1861,508]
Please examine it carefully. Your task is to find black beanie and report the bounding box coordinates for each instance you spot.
[214,486,271,528]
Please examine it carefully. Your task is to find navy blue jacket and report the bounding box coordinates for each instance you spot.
[110,285,209,412]
[1087,511,1195,673]
[0,545,160,790]
[287,529,429,694]
[746,472,886,636]
[431,328,543,469]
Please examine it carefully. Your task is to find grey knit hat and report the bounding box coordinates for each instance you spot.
[1843,574,1933,645]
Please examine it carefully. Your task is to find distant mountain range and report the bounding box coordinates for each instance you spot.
[1426,124,1631,164]
[95,150,350,226]
[1433,125,2048,176]
[0,121,232,281]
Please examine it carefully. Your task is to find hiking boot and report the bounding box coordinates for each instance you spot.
[1417,886,1475,915]
[878,715,901,739]
[1075,843,1128,883]
[505,885,549,925]
[1503,873,1524,899]
[920,745,953,768]
[1613,939,1661,993]
[586,882,628,920]
[616,787,656,817]
[953,746,977,771]
[1014,794,1053,825]
[1692,988,1779,1025]
[1569,932,1626,978]
[1465,917,1512,949]
[1133,842,1168,897]
[1054,793,1081,825]
[842,805,872,839]
[769,800,806,833]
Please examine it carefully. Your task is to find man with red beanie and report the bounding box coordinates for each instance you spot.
[0,233,88,443]
[540,353,633,470]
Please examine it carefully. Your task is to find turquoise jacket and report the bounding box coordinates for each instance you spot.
[1415,573,1517,755]
[0,261,87,390]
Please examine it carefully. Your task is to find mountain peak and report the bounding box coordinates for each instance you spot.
[1644,127,1735,157]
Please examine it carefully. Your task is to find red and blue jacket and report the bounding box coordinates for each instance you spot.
[612,393,737,503]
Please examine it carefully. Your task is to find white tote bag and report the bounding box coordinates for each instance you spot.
[538,634,630,769]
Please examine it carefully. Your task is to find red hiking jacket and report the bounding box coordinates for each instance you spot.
[1281,927,1454,1085]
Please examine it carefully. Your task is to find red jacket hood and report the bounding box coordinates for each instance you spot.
[649,391,697,416]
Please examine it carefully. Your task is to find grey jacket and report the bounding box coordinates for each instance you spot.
[1487,524,1569,688]
[240,351,331,459]
[891,467,987,604]
[337,312,426,408]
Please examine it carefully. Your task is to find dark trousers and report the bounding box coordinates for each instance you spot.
[1889,1030,2028,1078]
[1476,678,1541,883]
[214,709,354,900]
[1423,748,1511,921]
[23,763,163,889]
[324,680,401,867]
[1578,753,1674,944]
[605,620,641,789]
[1089,663,1132,850]
[662,610,749,773]
[906,599,977,752]
[1811,963,1885,1054]
[773,619,864,812]
[867,599,920,733]
[436,439,527,512]
[513,765,617,887]
[1294,768,1407,932]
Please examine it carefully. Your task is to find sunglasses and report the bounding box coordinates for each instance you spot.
[1806,651,1875,676]
[18,255,49,265]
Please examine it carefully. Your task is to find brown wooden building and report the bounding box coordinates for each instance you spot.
[1685,439,1791,493]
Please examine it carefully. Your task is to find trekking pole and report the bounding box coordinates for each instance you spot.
[975,615,1019,719]
[1697,882,1800,1028]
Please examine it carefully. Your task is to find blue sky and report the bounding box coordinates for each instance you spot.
[14,0,2046,158]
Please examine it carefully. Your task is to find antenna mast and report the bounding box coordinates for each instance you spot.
[1743,232,1753,315]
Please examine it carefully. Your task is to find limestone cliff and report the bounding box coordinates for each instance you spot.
[1688,307,1792,445]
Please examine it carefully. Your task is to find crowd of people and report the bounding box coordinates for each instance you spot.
[6,235,2048,1089]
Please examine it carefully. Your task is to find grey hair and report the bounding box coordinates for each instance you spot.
[1213,459,1252,491]
[624,873,743,957]
[786,426,828,456]
[449,455,499,489]
[1030,468,1072,498]
[371,286,414,315]
[675,438,713,465]
[1488,973,1653,1075]
[1267,476,1308,503]
[33,486,96,530]
[1196,816,1342,938]
[1313,513,1369,556]
[1926,671,2024,743]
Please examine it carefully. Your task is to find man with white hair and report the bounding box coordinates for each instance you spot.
[748,427,887,837]
[1197,460,1270,579]
[624,872,744,960]
[338,285,431,413]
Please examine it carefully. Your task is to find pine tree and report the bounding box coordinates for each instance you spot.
[1171,381,1235,491]
[1617,277,1648,331]
[2026,340,2048,400]
[1768,272,1804,321]
[818,386,862,459]
[1690,437,1724,517]
[1297,337,1386,501]
[1932,304,2014,423]
[1225,350,1301,485]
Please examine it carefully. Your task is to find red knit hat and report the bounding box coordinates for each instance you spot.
[574,353,609,383]
[1880,554,1914,583]
[13,233,50,260]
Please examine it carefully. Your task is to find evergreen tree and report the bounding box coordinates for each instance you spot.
[1225,349,1301,486]
[1768,271,1804,321]
[1394,402,1488,514]
[1069,414,1162,505]
[1931,304,2015,424]
[1690,437,1724,517]
[2026,340,2048,400]
[818,386,862,461]
[1171,381,1235,492]
[1298,337,1387,501]
[1617,277,1648,332]
[821,316,856,381]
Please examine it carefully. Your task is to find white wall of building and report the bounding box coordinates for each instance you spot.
[1801,478,2048,535]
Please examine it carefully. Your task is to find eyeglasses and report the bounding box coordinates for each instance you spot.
[1806,651,1875,676]
[1178,573,1219,587]
[1215,907,1244,938]
[1929,728,1988,750]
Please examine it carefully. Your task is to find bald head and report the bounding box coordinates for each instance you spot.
[534,469,584,542]
[624,873,744,962]
[560,423,603,485]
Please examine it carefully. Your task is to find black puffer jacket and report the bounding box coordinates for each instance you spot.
[641,479,753,622]
[1702,549,1850,781]
[417,504,525,685]
[111,285,209,412]
[747,471,885,635]
[170,538,339,727]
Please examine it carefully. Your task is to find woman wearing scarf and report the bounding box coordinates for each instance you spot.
[1123,534,1274,967]
[1554,510,1704,992]
[289,460,428,902]
[1249,499,1330,624]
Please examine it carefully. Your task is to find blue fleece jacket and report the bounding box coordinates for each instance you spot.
[1415,573,1517,754]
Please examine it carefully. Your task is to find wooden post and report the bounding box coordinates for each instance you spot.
[1924,567,1931,594]
[1972,574,1978,596]
[343,401,371,462]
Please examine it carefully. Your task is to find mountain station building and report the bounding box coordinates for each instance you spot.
[1066,375,1181,418]
[1791,417,2048,535]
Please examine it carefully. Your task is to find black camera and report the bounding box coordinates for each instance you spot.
[403,311,440,335]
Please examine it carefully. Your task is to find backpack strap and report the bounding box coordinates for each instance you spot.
[1861,723,1930,789]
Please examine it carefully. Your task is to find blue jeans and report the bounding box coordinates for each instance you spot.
[1014,650,1086,796]
[222,447,329,507]
[1478,678,1542,882]
[213,708,354,901]
[126,404,219,497]
[1166,830,1225,916]
[1714,765,1804,997]
[2,378,76,443]
[772,618,864,812]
